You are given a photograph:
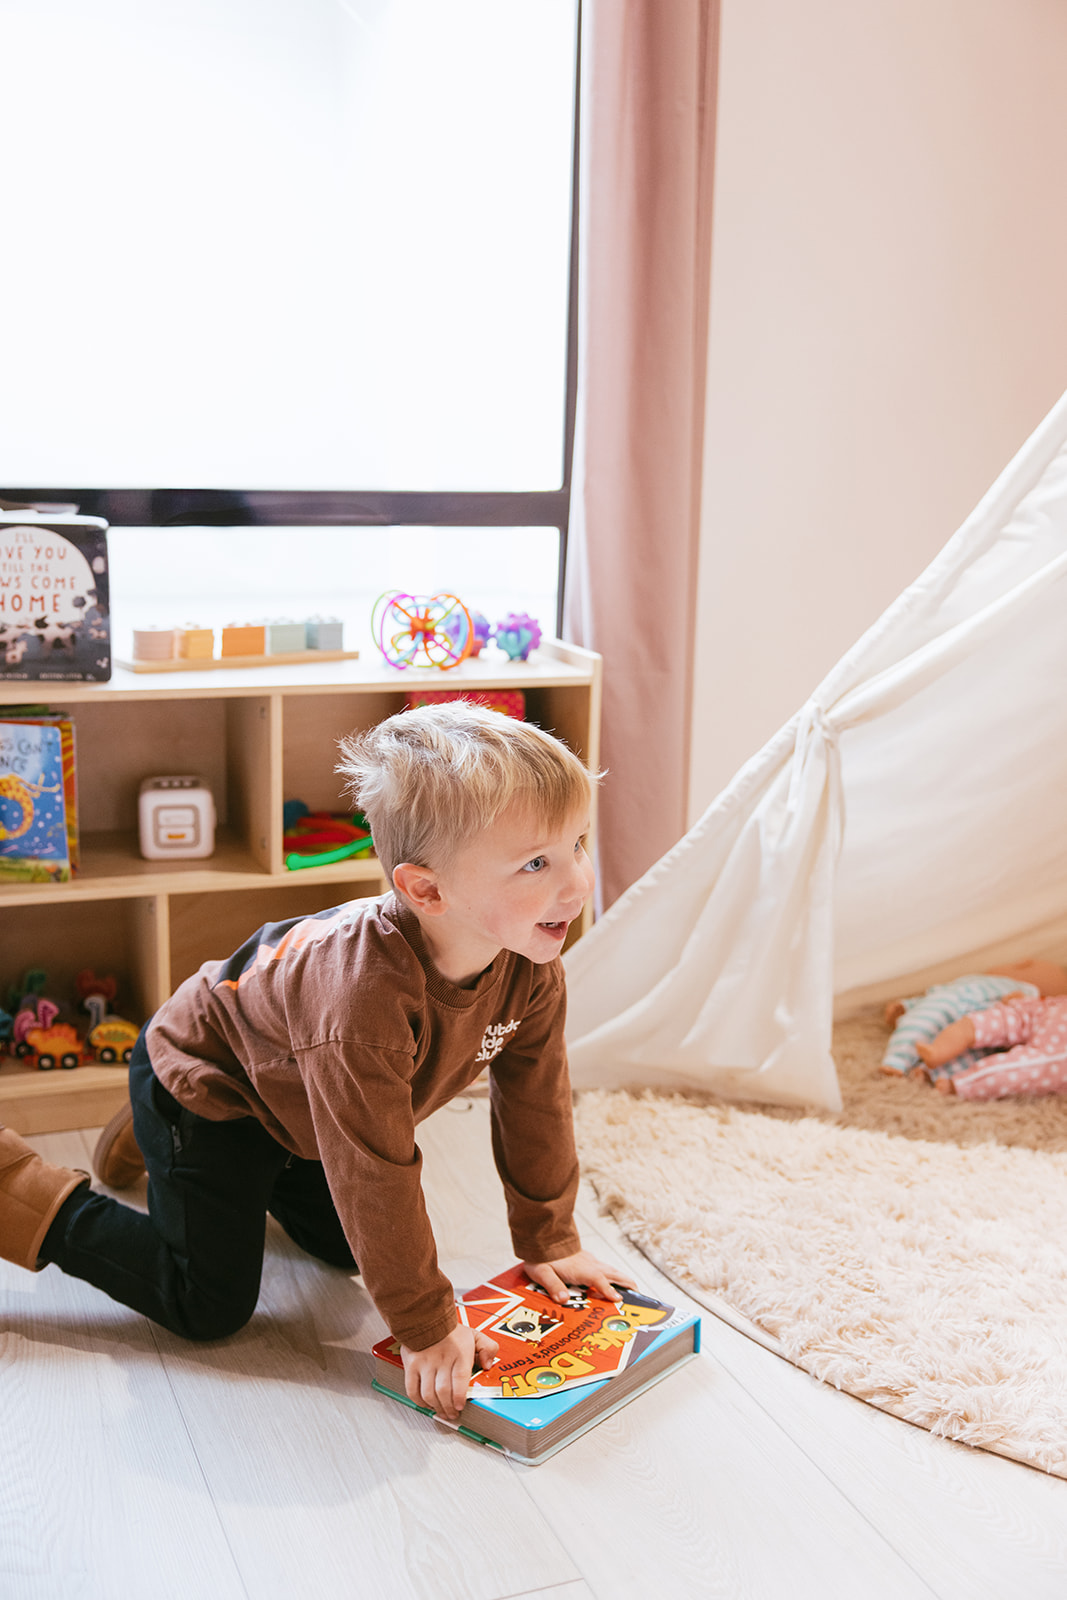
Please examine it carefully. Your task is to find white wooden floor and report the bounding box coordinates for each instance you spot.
[4,1096,1067,1600]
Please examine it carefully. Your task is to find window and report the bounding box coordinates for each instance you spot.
[1,0,579,645]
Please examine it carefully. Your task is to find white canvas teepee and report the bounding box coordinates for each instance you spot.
[564,390,1067,1112]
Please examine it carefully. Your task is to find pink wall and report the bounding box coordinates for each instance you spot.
[689,0,1067,817]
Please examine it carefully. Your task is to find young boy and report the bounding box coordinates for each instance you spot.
[0,702,632,1420]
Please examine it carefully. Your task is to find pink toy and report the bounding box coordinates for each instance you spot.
[371,591,474,671]
[12,996,59,1055]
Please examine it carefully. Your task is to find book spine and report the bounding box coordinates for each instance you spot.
[369,1381,504,1451]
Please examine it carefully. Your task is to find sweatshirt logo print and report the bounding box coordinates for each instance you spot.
[475,1019,521,1065]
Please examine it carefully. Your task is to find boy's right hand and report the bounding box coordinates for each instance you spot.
[400,1325,499,1421]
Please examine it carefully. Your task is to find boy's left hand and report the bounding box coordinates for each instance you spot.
[521,1250,638,1304]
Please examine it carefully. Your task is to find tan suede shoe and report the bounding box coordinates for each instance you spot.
[0,1125,90,1271]
[93,1101,145,1188]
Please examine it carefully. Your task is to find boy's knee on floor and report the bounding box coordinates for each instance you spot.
[174,1291,258,1343]
[179,1307,253,1342]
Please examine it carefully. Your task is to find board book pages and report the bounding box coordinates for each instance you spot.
[0,714,76,881]
[372,1264,701,1464]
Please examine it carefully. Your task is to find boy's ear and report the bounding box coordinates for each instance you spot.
[392,862,446,916]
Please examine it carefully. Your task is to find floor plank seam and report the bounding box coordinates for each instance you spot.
[492,1582,589,1600]
[147,1320,255,1600]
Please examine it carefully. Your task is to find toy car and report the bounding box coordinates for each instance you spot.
[87,1016,140,1064]
[24,1022,83,1071]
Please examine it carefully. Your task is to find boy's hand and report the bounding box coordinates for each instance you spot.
[521,1250,638,1304]
[400,1324,499,1421]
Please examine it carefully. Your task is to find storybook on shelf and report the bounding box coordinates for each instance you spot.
[0,511,111,682]
[0,713,76,881]
[372,1263,701,1464]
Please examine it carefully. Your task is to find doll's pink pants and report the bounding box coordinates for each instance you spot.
[951,996,1067,1101]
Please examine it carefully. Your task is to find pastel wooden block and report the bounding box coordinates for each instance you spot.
[306,618,344,650]
[266,621,307,653]
[221,624,265,657]
[132,628,178,662]
[177,628,215,659]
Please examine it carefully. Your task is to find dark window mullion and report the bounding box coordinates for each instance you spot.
[0,488,570,528]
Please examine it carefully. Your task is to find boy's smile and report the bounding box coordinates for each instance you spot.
[395,805,595,987]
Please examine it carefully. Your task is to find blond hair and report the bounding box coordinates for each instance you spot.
[336,701,595,880]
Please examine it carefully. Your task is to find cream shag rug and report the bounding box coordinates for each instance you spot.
[574,1008,1067,1477]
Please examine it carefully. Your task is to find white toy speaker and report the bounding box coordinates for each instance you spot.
[138,776,216,860]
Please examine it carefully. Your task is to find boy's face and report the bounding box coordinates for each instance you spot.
[410,803,595,985]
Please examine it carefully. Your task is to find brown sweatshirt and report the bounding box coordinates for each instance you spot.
[146,893,581,1349]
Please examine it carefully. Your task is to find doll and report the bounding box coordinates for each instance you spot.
[880,959,1067,1080]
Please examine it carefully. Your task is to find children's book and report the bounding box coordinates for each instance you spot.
[0,718,73,881]
[0,707,79,869]
[372,1264,701,1464]
[0,511,111,682]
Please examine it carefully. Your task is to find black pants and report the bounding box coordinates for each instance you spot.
[41,1030,356,1340]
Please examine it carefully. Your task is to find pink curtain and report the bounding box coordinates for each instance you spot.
[564,0,719,910]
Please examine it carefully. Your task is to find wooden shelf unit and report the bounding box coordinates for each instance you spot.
[0,640,602,1134]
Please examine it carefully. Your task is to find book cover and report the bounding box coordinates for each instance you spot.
[0,707,79,869]
[0,513,111,682]
[372,1265,701,1463]
[0,719,72,880]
